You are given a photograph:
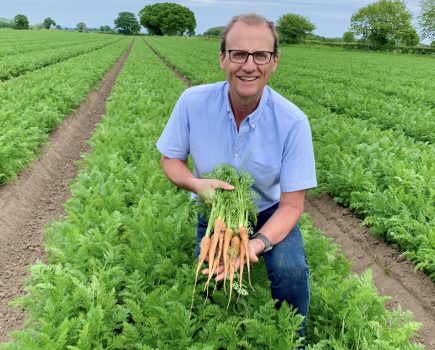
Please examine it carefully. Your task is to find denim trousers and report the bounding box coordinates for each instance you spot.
[194,202,310,340]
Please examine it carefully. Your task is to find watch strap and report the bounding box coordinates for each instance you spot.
[251,231,273,252]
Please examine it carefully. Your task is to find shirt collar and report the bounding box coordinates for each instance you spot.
[223,81,271,129]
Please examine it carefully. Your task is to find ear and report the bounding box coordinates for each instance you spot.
[271,54,279,72]
[219,52,226,69]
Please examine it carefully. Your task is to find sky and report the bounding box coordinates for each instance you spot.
[1,0,424,38]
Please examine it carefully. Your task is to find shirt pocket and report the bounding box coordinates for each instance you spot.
[246,159,280,190]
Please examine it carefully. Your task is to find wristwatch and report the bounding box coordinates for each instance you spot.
[251,231,273,253]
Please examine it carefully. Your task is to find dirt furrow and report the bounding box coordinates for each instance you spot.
[0,42,132,342]
[305,194,435,349]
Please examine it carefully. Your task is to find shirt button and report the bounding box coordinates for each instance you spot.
[235,154,239,158]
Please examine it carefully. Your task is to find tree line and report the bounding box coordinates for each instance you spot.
[2,0,434,47]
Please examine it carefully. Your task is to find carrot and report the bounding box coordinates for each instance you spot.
[237,237,245,302]
[238,226,253,290]
[226,235,240,309]
[207,218,225,280]
[190,235,211,318]
[222,227,233,293]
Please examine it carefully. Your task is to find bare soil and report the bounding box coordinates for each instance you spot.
[0,44,131,343]
[305,195,435,349]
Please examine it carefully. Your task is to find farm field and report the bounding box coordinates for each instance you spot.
[0,30,130,185]
[0,30,433,349]
[145,36,435,281]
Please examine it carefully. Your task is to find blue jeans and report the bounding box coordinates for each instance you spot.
[195,203,310,341]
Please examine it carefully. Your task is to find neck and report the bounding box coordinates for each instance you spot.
[229,93,261,130]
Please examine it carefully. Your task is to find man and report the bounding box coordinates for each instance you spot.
[156,13,317,342]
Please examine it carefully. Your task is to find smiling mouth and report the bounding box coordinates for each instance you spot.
[238,76,257,81]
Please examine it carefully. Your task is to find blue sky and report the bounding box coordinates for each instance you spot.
[2,0,424,38]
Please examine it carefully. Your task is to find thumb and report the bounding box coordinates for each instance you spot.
[250,251,259,263]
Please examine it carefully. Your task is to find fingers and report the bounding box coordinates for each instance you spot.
[215,180,235,191]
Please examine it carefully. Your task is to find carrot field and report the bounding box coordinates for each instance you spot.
[0,30,434,349]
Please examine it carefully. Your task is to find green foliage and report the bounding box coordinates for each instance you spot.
[0,18,15,28]
[114,12,140,35]
[76,22,86,32]
[276,13,315,43]
[0,33,130,184]
[418,0,435,40]
[138,2,196,36]
[99,25,112,32]
[203,26,225,37]
[43,17,56,29]
[343,31,356,42]
[14,14,29,30]
[350,0,418,46]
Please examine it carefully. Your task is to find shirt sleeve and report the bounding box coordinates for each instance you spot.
[280,118,317,192]
[156,92,190,160]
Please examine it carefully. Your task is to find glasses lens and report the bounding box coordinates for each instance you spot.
[230,51,248,63]
[253,51,271,64]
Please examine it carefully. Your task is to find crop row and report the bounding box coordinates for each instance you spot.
[0,37,124,81]
[0,30,115,58]
[148,37,435,143]
[144,37,435,280]
[1,38,422,350]
[0,38,131,185]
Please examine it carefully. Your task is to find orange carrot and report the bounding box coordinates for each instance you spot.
[222,227,233,293]
[226,235,240,309]
[238,227,253,290]
[207,217,225,281]
[190,235,211,318]
[238,238,245,301]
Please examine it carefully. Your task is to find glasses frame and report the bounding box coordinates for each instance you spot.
[227,50,274,65]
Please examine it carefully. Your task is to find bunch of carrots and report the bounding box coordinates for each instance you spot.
[191,164,258,313]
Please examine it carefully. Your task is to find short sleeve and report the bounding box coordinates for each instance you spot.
[156,92,190,160]
[280,118,317,192]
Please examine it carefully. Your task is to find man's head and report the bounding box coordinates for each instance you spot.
[219,14,279,107]
[220,14,279,56]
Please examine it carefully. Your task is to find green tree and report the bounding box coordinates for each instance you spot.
[14,14,29,29]
[138,2,196,36]
[418,0,435,41]
[343,31,356,42]
[203,26,225,37]
[276,13,315,43]
[76,22,86,32]
[350,0,417,46]
[43,17,56,29]
[99,25,112,32]
[114,12,140,35]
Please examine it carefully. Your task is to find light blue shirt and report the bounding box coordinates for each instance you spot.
[156,81,317,211]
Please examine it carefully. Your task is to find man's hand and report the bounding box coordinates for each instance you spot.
[192,178,235,201]
[202,239,262,282]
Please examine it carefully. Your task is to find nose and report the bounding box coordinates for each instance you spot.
[242,54,256,70]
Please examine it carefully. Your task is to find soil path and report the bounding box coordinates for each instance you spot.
[0,43,132,342]
[305,195,435,349]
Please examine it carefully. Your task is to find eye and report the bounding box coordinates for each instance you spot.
[232,51,247,59]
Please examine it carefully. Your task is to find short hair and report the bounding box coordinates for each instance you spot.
[220,13,279,55]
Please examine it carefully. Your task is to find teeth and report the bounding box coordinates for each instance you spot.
[240,76,256,81]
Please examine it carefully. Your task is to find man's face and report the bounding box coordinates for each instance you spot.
[220,21,279,106]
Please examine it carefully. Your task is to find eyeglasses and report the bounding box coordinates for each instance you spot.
[227,50,274,65]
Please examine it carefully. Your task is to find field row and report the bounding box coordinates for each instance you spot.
[0,38,131,185]
[1,39,423,350]
[144,37,435,279]
[0,36,123,81]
